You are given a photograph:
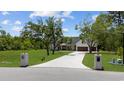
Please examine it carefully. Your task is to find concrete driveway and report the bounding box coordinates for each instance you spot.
[30,51,89,69]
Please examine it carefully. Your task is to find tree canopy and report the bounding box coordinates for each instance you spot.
[0,12,124,54]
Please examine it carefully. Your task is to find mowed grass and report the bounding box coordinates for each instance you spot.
[0,50,71,67]
[83,51,124,72]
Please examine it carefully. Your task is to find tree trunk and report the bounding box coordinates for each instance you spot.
[46,47,49,56]
[52,49,54,54]
[97,45,99,53]
[89,47,92,53]
[52,37,56,55]
[52,43,55,55]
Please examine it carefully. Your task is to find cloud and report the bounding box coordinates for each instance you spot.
[29,11,74,19]
[1,11,10,15]
[62,28,69,32]
[61,18,65,22]
[92,14,98,21]
[15,20,22,25]
[1,20,9,25]
[55,18,65,22]
[62,11,74,19]
[29,11,61,18]
[12,26,23,32]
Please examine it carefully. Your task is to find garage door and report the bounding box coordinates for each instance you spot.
[77,47,88,51]
[91,47,96,51]
[61,46,67,50]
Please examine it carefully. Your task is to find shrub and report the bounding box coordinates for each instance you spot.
[117,47,123,59]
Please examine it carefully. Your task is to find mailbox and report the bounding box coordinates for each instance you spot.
[97,56,100,62]
[20,53,28,67]
[94,54,103,70]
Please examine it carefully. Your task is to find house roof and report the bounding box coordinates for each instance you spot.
[71,37,80,45]
[61,37,97,47]
[76,40,88,47]
[60,43,67,46]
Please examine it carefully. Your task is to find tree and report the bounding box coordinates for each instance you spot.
[0,29,14,50]
[62,37,70,43]
[76,19,97,53]
[21,17,63,55]
[46,17,63,54]
[108,11,124,26]
[108,12,124,50]
[12,36,22,50]
[54,18,63,51]
[0,30,6,36]
[92,13,112,51]
[24,40,32,49]
[21,18,52,55]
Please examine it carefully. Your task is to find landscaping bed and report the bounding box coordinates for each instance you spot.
[0,50,70,67]
[83,51,124,72]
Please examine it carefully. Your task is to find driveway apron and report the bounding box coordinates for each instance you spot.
[30,51,90,69]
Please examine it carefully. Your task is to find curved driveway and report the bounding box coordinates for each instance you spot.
[31,51,89,69]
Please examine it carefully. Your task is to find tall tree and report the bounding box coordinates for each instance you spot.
[109,11,124,26]
[108,11,124,50]
[21,18,52,55]
[92,14,112,51]
[76,19,97,53]
[46,17,63,54]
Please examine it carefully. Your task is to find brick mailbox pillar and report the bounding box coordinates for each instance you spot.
[20,53,28,67]
[94,54,104,70]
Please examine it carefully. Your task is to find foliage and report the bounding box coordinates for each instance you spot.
[0,12,124,53]
[62,37,72,44]
[109,11,124,26]
[76,18,97,53]
[21,17,63,55]
[92,13,113,50]
[117,47,123,59]
[46,17,63,54]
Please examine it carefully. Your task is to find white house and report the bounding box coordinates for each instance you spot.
[60,37,97,51]
[75,40,97,51]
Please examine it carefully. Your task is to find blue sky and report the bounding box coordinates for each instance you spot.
[0,11,101,36]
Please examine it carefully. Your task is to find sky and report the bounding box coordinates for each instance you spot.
[0,11,101,37]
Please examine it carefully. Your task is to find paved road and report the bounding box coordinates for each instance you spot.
[0,67,124,81]
[31,51,89,69]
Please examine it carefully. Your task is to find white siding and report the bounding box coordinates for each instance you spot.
[76,40,88,47]
[75,40,89,51]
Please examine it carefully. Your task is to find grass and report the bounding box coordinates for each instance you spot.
[0,49,71,67]
[83,51,124,72]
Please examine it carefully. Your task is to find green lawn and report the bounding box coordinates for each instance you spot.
[83,51,124,72]
[0,50,71,67]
